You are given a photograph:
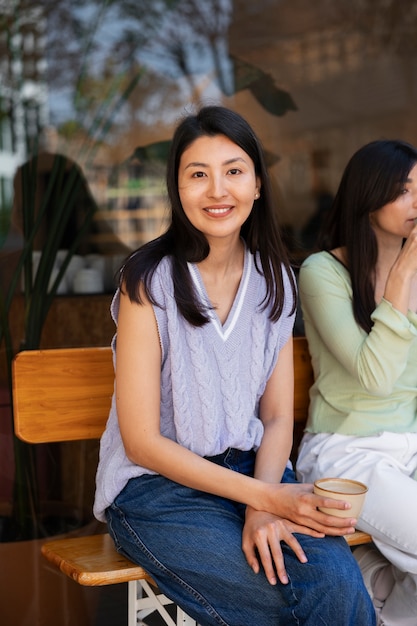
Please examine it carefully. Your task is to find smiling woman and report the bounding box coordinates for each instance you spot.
[93,105,375,626]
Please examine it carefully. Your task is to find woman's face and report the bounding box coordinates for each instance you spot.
[370,162,417,240]
[177,134,260,244]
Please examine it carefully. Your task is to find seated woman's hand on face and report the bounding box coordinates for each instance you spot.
[242,483,357,585]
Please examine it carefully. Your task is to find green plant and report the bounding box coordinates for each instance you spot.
[0,154,97,540]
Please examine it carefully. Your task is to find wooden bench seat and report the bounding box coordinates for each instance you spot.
[12,337,371,626]
[40,533,153,586]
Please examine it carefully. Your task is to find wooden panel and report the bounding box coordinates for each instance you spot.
[13,347,114,443]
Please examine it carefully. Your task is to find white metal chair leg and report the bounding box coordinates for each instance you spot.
[128,580,139,626]
[128,579,197,626]
[177,606,198,625]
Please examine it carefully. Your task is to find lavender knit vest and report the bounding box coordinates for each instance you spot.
[94,247,295,521]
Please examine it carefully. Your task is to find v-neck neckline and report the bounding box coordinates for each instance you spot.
[188,246,252,341]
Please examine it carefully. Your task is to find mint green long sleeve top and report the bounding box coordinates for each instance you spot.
[299,251,417,436]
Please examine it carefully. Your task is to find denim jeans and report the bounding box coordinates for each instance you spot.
[106,448,375,626]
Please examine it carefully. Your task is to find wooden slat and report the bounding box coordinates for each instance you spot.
[12,346,114,443]
[41,533,153,586]
[10,338,323,440]
[293,336,314,423]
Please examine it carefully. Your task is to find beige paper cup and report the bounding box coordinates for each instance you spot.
[313,477,368,518]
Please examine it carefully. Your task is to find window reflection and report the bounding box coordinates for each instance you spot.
[2,1,417,623]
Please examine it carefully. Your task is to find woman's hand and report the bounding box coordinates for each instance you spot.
[385,223,417,314]
[245,482,358,585]
[264,482,358,533]
[242,508,310,585]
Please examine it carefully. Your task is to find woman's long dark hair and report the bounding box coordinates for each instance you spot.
[121,105,296,325]
[319,139,417,333]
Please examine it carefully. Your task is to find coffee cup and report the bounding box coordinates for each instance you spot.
[313,477,368,518]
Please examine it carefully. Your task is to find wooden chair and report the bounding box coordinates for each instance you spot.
[12,338,371,626]
[12,346,197,626]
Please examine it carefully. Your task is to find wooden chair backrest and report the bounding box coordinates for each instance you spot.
[293,336,313,423]
[12,337,313,445]
[13,346,114,443]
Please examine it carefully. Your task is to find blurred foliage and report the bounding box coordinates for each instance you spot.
[0,154,97,540]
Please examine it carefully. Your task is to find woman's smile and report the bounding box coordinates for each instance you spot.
[204,205,234,216]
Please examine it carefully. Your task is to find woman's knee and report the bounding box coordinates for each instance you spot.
[294,535,370,592]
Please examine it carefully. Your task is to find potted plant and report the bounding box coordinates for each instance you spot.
[0,152,98,541]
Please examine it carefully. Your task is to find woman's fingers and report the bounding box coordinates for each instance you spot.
[255,532,281,585]
[243,514,309,586]
[314,514,358,535]
[268,529,308,585]
[242,541,260,575]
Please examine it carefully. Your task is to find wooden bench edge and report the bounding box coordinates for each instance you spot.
[345,530,372,547]
[41,534,155,587]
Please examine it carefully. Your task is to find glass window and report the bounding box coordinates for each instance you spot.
[2,2,417,623]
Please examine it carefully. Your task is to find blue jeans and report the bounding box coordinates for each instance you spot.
[106,448,375,626]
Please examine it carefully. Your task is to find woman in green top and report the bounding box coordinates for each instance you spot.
[297,139,417,626]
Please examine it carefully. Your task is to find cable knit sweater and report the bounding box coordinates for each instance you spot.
[94,247,295,522]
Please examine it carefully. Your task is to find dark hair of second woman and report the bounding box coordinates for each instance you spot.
[121,105,296,325]
[319,139,417,333]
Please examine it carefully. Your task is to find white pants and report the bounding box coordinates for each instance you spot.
[296,431,417,626]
